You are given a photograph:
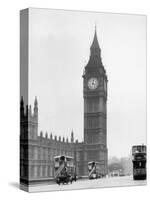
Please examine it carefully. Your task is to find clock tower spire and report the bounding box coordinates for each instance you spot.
[82,27,108,176]
[90,25,100,50]
[85,26,104,70]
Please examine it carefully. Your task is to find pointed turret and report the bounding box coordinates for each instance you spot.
[71,129,74,143]
[20,96,24,107]
[25,105,28,117]
[84,26,104,71]
[50,132,53,140]
[66,137,68,143]
[20,96,24,118]
[90,25,100,51]
[28,105,32,120]
[75,139,78,143]
[34,96,38,107]
[54,135,57,141]
[34,96,38,121]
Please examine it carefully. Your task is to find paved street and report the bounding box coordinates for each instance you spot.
[29,176,146,192]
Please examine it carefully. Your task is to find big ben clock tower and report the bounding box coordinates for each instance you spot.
[82,27,108,176]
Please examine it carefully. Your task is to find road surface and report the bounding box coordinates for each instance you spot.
[28,176,146,192]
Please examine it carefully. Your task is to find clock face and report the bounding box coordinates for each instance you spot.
[88,78,99,90]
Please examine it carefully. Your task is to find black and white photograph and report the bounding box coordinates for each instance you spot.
[20,8,147,192]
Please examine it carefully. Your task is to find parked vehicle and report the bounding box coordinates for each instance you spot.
[132,145,146,180]
[88,161,102,179]
[54,155,76,184]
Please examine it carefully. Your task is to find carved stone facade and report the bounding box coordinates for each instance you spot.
[20,28,108,184]
[20,97,84,183]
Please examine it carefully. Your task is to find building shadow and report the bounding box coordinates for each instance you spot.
[9,182,19,189]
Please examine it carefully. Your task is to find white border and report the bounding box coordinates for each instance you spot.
[0,0,149,200]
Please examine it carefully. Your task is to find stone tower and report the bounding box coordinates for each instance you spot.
[82,27,108,176]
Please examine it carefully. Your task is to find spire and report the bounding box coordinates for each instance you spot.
[25,105,28,117]
[90,25,100,50]
[84,25,103,70]
[20,96,24,107]
[71,129,74,143]
[59,136,61,141]
[54,135,57,141]
[34,96,38,108]
[20,96,24,117]
[29,105,32,117]
[34,96,38,120]
[50,132,53,139]
[66,137,68,143]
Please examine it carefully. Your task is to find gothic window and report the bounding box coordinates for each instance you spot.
[89,118,93,128]
[30,125,33,139]
[40,166,43,177]
[87,117,98,128]
[87,135,92,144]
[43,148,46,160]
[38,147,40,160]
[88,151,96,160]
[34,147,38,160]
[37,166,40,177]
[99,77,103,86]
[47,166,50,177]
[49,149,52,160]
[45,166,48,177]
[50,166,53,176]
[93,135,96,143]
[32,147,34,159]
[99,97,103,112]
[34,166,37,178]
[62,150,65,155]
[42,166,45,177]
[84,152,87,161]
[46,148,49,160]
[76,152,80,161]
[54,149,57,156]
[91,101,97,112]
[30,166,34,178]
[29,147,33,159]
[40,148,43,160]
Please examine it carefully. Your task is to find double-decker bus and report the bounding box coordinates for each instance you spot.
[132,145,146,180]
[54,155,76,184]
[88,161,102,179]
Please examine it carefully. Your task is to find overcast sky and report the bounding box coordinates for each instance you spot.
[28,8,146,158]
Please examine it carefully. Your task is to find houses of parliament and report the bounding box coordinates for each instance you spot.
[20,28,108,184]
